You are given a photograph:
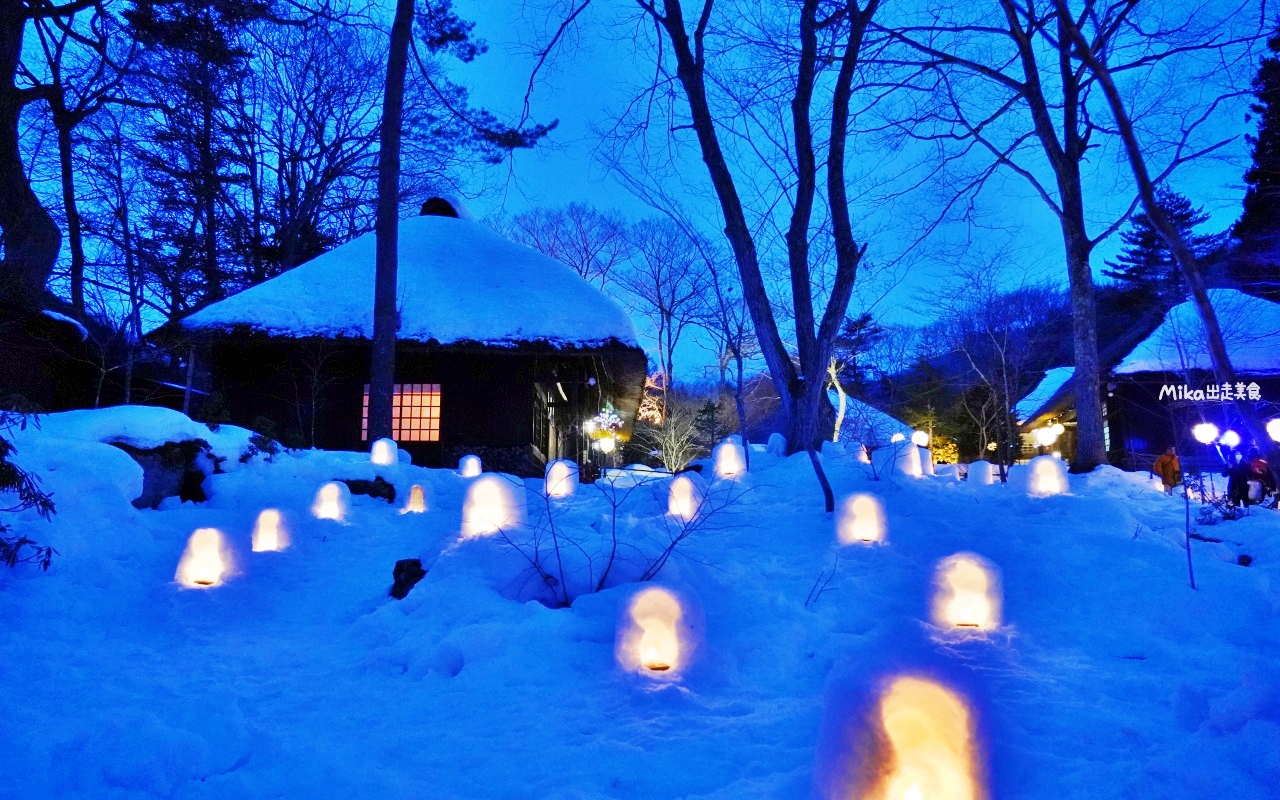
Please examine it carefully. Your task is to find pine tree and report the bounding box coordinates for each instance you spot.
[124,0,271,313]
[1235,29,1280,243]
[1230,28,1280,299]
[1103,187,1221,305]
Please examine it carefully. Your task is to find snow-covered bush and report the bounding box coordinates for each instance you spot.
[474,468,746,608]
[0,409,56,570]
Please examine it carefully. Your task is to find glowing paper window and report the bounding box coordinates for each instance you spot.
[362,383,441,443]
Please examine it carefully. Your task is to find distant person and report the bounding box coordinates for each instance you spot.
[1150,446,1181,495]
[1225,452,1252,508]
[1243,447,1276,506]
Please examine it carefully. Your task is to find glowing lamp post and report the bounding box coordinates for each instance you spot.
[619,587,684,674]
[544,460,579,498]
[1219,430,1241,448]
[837,493,886,545]
[458,454,482,478]
[1191,422,1219,445]
[252,509,288,552]
[1028,454,1067,496]
[864,677,983,800]
[1268,418,1280,443]
[668,473,704,521]
[712,439,747,479]
[370,437,398,466]
[176,528,230,587]
[402,484,427,514]
[461,475,525,537]
[931,553,1001,631]
[312,481,349,521]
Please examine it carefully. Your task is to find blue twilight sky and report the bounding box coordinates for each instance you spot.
[441,1,1263,379]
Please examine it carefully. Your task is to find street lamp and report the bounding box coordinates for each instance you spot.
[1269,418,1280,443]
[1191,422,1219,445]
[1219,430,1241,448]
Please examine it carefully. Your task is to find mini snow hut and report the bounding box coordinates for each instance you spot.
[175,198,647,475]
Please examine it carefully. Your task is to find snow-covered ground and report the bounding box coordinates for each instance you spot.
[3,409,1279,799]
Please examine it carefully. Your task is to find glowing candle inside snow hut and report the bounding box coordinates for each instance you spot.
[837,493,886,544]
[623,587,683,673]
[544,459,579,498]
[402,484,427,514]
[461,475,524,537]
[1028,454,1067,496]
[932,553,1001,631]
[458,454,482,478]
[252,509,287,552]
[370,437,398,466]
[712,439,747,479]
[312,481,349,521]
[176,528,229,587]
[865,677,982,800]
[668,473,703,521]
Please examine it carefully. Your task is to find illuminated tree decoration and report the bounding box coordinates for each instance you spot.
[175,528,231,587]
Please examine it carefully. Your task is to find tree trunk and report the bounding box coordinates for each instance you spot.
[1064,11,1280,488]
[0,2,60,310]
[55,112,86,315]
[1061,217,1107,472]
[367,0,414,442]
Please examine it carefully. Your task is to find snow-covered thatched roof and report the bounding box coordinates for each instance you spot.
[834,395,913,446]
[1114,289,1280,376]
[180,214,639,349]
[1016,366,1074,422]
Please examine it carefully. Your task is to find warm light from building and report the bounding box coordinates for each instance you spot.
[1033,427,1059,448]
[864,677,982,800]
[175,528,229,587]
[1051,422,1065,436]
[252,509,287,552]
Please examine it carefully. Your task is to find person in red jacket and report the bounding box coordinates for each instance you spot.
[1244,447,1276,506]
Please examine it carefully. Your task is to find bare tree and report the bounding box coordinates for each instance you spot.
[1052,0,1280,486]
[882,0,1259,472]
[504,202,632,288]
[617,217,710,388]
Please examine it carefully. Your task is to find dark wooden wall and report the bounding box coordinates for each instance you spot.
[205,338,638,475]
